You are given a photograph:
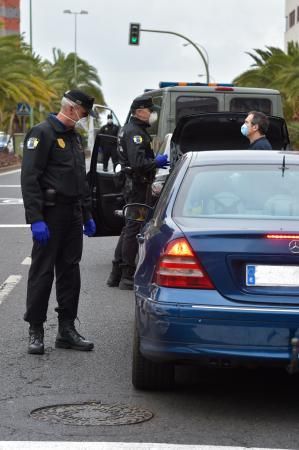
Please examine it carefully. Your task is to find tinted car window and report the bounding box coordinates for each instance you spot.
[230,98,272,114]
[176,96,218,123]
[174,164,299,220]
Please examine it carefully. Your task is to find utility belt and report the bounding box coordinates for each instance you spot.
[43,189,80,206]
[124,167,153,185]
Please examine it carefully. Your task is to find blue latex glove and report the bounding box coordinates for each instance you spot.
[83,218,96,237]
[155,154,170,169]
[31,221,50,245]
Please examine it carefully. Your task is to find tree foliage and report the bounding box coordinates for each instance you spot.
[0,35,105,133]
[234,42,299,120]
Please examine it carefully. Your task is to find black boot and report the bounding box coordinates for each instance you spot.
[107,262,122,287]
[28,323,44,355]
[118,266,134,291]
[55,320,94,351]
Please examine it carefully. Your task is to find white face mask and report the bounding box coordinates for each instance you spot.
[75,116,89,132]
[148,111,158,125]
[73,104,89,132]
[61,99,89,132]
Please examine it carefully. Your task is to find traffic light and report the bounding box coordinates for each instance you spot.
[129,23,140,45]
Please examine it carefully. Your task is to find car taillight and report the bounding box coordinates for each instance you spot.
[267,234,299,239]
[153,238,214,289]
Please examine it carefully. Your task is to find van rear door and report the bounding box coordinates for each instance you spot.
[224,92,282,116]
[171,91,224,126]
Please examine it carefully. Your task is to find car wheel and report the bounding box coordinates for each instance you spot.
[132,324,175,390]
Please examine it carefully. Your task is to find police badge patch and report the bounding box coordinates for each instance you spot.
[133,135,143,144]
[27,137,39,150]
[57,138,66,149]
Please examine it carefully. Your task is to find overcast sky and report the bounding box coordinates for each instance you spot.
[20,0,285,123]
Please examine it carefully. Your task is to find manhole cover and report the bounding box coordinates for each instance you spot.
[30,401,153,426]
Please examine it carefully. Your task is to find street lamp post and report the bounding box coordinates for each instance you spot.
[29,0,32,52]
[63,9,88,84]
[140,28,210,83]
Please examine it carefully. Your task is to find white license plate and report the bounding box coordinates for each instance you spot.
[246,265,299,287]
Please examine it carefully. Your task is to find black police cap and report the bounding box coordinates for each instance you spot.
[130,96,160,112]
[64,89,96,117]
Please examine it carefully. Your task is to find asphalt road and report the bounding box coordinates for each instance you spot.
[1,168,299,449]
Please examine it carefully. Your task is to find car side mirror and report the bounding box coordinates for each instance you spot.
[123,203,153,223]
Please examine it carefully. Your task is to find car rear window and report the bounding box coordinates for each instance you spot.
[174,164,299,220]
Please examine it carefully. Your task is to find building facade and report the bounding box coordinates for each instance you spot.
[0,0,20,36]
[285,0,299,49]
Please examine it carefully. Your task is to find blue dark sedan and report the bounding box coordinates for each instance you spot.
[130,150,299,390]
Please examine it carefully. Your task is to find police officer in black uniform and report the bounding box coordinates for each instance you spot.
[99,113,120,171]
[21,89,96,355]
[106,96,168,290]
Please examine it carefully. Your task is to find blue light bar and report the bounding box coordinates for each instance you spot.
[159,82,234,89]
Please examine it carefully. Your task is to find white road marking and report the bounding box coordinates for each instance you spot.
[0,444,290,450]
[0,275,22,305]
[0,184,21,187]
[0,198,23,204]
[21,257,31,265]
[0,225,29,228]
[0,168,21,176]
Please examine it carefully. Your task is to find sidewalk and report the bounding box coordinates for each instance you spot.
[0,162,21,173]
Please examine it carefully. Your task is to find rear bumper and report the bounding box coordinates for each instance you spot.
[135,290,299,365]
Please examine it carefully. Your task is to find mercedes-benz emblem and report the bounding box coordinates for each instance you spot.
[289,240,299,254]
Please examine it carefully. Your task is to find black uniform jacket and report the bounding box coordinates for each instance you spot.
[21,114,92,224]
[117,117,156,183]
[99,123,119,150]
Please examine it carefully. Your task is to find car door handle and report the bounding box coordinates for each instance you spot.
[137,234,145,243]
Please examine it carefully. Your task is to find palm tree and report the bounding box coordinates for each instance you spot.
[0,35,57,133]
[233,44,299,120]
[44,48,105,110]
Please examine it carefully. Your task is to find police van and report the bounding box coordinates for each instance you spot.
[131,82,284,152]
[88,82,287,237]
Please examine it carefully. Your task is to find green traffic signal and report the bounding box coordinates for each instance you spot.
[129,23,140,46]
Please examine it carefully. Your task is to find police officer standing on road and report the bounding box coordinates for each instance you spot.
[21,89,97,355]
[241,110,272,150]
[106,96,169,290]
[99,113,120,172]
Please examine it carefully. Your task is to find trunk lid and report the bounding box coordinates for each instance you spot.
[174,217,299,305]
[170,112,290,167]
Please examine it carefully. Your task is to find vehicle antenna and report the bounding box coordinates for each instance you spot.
[280,155,288,177]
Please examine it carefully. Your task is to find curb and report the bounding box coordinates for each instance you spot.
[0,163,21,173]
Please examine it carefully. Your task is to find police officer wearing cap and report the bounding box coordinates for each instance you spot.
[106,96,169,290]
[21,89,97,355]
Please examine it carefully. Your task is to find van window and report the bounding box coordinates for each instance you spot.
[147,96,162,135]
[230,98,272,114]
[176,96,218,123]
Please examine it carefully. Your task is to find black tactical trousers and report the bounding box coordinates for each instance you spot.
[112,181,151,276]
[102,146,118,171]
[24,202,83,324]
[113,220,142,275]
